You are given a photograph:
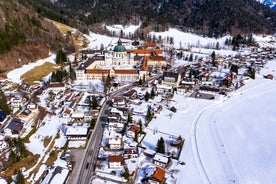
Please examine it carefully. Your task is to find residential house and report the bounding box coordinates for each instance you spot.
[156,84,173,94]
[71,111,85,120]
[111,97,128,107]
[27,103,37,110]
[124,147,139,159]
[162,71,181,88]
[65,126,89,140]
[126,125,139,138]
[148,167,166,184]
[123,89,137,99]
[41,166,70,184]
[9,97,24,108]
[108,119,125,132]
[144,149,156,158]
[17,109,32,122]
[47,82,66,92]
[153,153,170,168]
[108,137,123,150]
[147,56,167,68]
[108,155,123,168]
[5,118,24,136]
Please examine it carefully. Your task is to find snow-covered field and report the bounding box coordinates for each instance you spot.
[141,60,276,184]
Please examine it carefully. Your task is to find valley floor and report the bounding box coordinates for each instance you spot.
[143,60,276,184]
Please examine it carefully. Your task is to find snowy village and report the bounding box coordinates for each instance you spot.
[1,25,276,184]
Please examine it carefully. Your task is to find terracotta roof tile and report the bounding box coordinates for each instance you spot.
[86,69,110,74]
[152,167,165,182]
[108,155,123,162]
[113,69,138,74]
[144,42,156,47]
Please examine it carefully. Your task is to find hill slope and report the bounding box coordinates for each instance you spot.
[0,0,74,77]
[42,0,276,36]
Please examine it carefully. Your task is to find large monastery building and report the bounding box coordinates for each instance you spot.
[76,39,167,83]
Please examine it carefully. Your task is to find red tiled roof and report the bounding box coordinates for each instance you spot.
[108,155,123,162]
[141,57,148,71]
[113,69,138,74]
[152,167,165,182]
[144,42,156,47]
[86,69,110,74]
[134,49,162,55]
[129,125,139,132]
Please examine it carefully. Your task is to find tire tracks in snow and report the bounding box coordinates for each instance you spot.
[191,79,272,184]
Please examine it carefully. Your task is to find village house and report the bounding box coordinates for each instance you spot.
[144,149,156,158]
[27,102,37,110]
[124,147,139,159]
[9,97,24,108]
[156,84,173,95]
[65,126,89,140]
[47,82,66,92]
[108,155,123,168]
[126,125,139,138]
[153,153,170,168]
[5,118,24,136]
[111,96,128,107]
[161,71,181,88]
[41,166,70,184]
[108,137,123,150]
[123,89,138,99]
[147,56,167,68]
[108,119,125,132]
[147,166,166,184]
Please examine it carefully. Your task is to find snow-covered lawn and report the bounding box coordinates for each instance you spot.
[140,60,276,184]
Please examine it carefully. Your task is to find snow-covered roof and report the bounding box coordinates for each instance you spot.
[40,166,69,184]
[65,126,88,136]
[108,138,122,145]
[153,153,169,164]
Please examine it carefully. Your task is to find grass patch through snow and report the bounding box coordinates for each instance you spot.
[21,62,58,84]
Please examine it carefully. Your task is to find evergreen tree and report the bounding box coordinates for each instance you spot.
[145,107,153,123]
[90,96,98,109]
[16,170,25,184]
[122,167,130,180]
[56,50,67,64]
[156,137,165,154]
[189,53,193,62]
[104,74,112,94]
[248,66,256,79]
[144,91,150,102]
[211,51,216,66]
[127,112,133,123]
[0,90,11,115]
[69,64,76,80]
[134,130,138,142]
[150,88,155,99]
[230,64,239,74]
[138,119,143,133]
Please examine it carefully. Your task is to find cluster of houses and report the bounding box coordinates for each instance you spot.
[93,86,185,184]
